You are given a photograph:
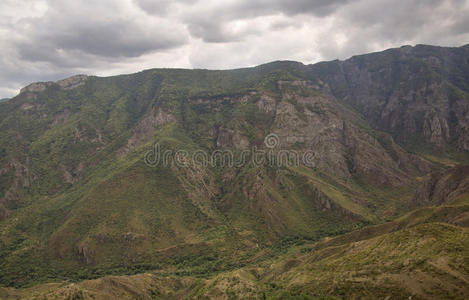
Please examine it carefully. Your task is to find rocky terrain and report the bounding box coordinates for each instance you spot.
[0,44,468,298]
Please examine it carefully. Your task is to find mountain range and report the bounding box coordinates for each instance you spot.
[1,44,469,299]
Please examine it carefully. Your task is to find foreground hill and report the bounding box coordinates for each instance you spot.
[0,44,469,297]
[2,203,469,299]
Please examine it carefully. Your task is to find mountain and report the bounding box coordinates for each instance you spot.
[0,98,9,103]
[0,44,469,298]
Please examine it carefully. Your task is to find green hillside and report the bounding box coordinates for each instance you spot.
[2,204,468,299]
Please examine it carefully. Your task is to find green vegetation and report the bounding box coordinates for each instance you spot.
[2,205,468,299]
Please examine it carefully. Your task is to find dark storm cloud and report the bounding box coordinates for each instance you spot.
[0,0,468,98]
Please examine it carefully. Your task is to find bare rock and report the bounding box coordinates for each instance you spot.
[76,244,93,264]
[256,94,276,114]
[216,127,249,149]
[423,113,450,147]
[56,75,88,90]
[20,82,52,94]
[119,108,176,155]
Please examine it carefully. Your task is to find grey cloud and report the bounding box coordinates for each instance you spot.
[55,22,184,57]
[452,20,469,35]
[450,8,469,35]
[184,18,260,43]
[18,21,186,64]
[17,15,187,63]
[185,19,237,43]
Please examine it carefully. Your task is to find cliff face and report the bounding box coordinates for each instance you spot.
[310,44,469,150]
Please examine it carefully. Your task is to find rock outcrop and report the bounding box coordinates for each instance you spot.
[19,75,88,95]
[411,165,469,206]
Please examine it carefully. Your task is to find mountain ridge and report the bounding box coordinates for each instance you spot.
[13,43,468,99]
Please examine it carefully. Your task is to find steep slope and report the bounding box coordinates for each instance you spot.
[0,44,468,291]
[310,44,469,153]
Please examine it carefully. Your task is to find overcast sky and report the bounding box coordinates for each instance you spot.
[1,0,468,98]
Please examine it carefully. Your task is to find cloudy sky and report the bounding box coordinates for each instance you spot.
[1,0,468,98]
